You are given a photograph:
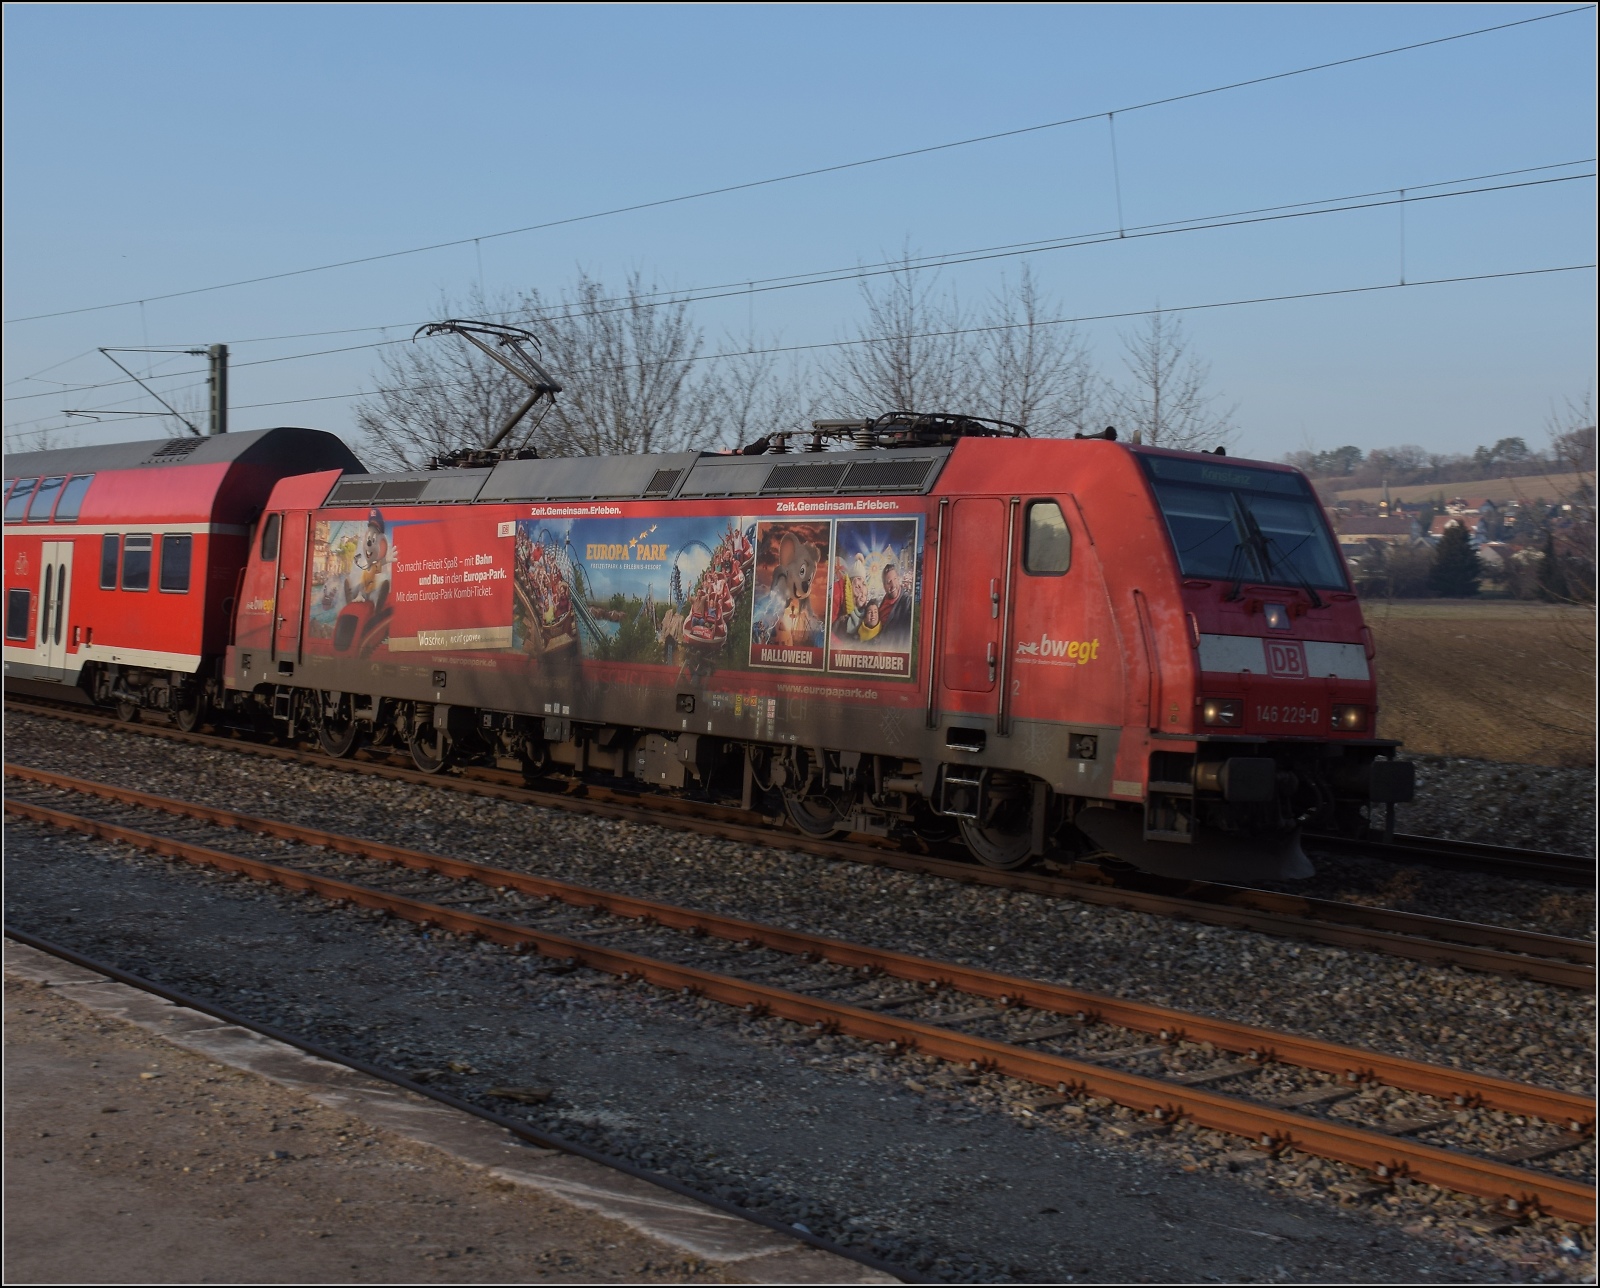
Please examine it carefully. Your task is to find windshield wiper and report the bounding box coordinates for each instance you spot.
[1227,500,1322,607]
[1223,498,1269,602]
[1261,529,1324,608]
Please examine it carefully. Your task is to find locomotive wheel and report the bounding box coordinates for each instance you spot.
[409,723,450,774]
[317,695,360,758]
[783,789,843,839]
[172,693,207,733]
[115,699,139,723]
[958,814,1033,870]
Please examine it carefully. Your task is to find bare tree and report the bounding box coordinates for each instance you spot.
[824,257,978,417]
[1541,388,1596,605]
[708,339,824,450]
[973,265,1102,435]
[527,271,718,458]
[355,274,722,466]
[1548,389,1597,476]
[1107,310,1236,451]
[356,286,530,468]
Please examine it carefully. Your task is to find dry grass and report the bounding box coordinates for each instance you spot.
[1331,471,1591,505]
[1363,600,1596,765]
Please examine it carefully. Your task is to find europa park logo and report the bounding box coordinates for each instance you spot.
[1015,633,1101,664]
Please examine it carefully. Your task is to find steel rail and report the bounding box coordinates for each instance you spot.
[6,793,1593,1224]
[9,762,1590,1124]
[1308,831,1595,888]
[5,699,1593,988]
[0,926,914,1283]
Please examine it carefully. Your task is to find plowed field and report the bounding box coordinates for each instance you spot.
[1364,601,1595,765]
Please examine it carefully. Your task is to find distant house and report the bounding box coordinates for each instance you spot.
[1336,513,1424,566]
[1336,514,1420,557]
[1435,498,1503,545]
[1337,515,1418,543]
[1476,541,1513,573]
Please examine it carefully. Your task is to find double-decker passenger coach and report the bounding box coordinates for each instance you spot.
[3,427,361,725]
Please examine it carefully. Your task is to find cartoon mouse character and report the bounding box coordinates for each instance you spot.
[334,508,394,654]
[771,531,821,647]
[347,509,392,609]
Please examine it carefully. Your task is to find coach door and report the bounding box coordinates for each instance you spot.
[36,540,72,679]
[273,511,310,665]
[939,498,1009,695]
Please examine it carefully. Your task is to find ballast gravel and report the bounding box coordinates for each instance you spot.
[4,712,1590,1092]
[1394,756,1596,858]
[7,823,1587,1285]
[4,709,1596,1282]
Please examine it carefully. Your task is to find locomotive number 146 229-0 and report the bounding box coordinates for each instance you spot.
[1257,704,1320,726]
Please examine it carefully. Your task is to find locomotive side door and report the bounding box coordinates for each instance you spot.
[36,540,72,679]
[273,511,310,664]
[939,497,1007,695]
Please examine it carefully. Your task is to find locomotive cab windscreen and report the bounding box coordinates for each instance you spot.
[1141,455,1346,592]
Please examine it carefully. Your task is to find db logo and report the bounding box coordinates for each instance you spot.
[1265,640,1307,678]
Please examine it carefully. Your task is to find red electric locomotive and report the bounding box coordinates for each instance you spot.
[4,413,1413,880]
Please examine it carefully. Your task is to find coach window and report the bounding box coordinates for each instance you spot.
[160,534,192,593]
[100,535,121,589]
[122,535,153,591]
[1023,500,1071,574]
[5,479,39,523]
[5,589,29,640]
[54,474,94,521]
[27,476,65,522]
[260,512,281,561]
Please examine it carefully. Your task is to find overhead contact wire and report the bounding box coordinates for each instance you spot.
[4,4,1591,326]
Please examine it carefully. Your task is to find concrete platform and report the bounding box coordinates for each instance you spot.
[4,941,897,1285]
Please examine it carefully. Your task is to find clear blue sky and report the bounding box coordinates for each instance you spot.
[3,3,1594,462]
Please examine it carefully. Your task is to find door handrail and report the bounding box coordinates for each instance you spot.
[269,513,284,663]
[996,496,1020,735]
[924,498,949,730]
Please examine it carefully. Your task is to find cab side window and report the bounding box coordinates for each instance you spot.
[260,513,281,561]
[1024,500,1071,574]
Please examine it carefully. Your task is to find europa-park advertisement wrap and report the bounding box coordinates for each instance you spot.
[305,505,924,684]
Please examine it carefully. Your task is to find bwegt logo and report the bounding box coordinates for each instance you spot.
[1016,633,1101,662]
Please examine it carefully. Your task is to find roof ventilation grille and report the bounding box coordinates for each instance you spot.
[374,479,429,504]
[761,461,850,494]
[326,478,382,506]
[643,468,683,497]
[839,458,936,492]
[149,438,203,459]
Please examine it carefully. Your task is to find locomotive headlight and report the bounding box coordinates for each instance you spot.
[1201,697,1243,727]
[1331,704,1369,732]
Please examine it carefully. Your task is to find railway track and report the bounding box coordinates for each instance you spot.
[4,697,1593,990]
[5,775,1594,1225]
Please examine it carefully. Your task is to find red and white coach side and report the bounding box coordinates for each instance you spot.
[3,427,361,721]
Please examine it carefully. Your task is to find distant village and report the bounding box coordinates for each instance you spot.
[1287,423,1596,601]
